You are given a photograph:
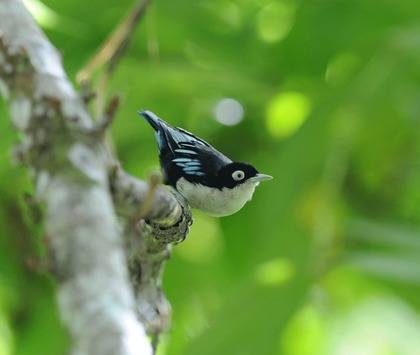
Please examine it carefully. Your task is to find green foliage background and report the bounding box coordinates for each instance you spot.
[2,0,420,354]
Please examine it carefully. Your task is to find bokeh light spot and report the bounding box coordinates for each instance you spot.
[214,98,244,126]
[280,305,325,355]
[266,91,311,139]
[254,258,294,286]
[257,1,296,43]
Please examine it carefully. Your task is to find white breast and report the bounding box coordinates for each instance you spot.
[176,177,259,217]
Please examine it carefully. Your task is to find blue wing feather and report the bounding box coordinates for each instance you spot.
[140,110,232,185]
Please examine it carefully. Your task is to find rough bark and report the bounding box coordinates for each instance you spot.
[110,168,192,335]
[0,0,191,353]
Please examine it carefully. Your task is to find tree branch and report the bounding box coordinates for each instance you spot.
[79,0,191,339]
[0,0,190,353]
[76,0,152,116]
[76,0,152,83]
[110,167,192,337]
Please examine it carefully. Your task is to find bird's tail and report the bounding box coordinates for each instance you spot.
[138,110,163,131]
[139,110,173,151]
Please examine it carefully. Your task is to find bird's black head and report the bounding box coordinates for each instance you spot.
[217,162,260,188]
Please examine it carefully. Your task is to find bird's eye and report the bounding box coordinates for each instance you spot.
[232,170,245,181]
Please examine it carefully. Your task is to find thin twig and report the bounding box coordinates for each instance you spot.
[79,94,120,140]
[92,95,121,135]
[151,333,160,355]
[79,80,96,105]
[132,172,162,223]
[94,72,111,118]
[76,0,152,83]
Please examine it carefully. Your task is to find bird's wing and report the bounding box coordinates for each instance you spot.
[140,110,232,183]
[170,142,231,179]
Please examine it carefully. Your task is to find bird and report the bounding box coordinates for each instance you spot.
[139,110,273,217]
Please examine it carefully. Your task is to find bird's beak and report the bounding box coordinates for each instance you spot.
[249,173,273,182]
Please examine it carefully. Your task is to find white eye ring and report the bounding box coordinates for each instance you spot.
[232,170,245,181]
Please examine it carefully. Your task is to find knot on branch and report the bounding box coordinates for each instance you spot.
[136,284,171,337]
[79,92,121,138]
[144,194,192,246]
[0,35,33,97]
[111,168,192,338]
